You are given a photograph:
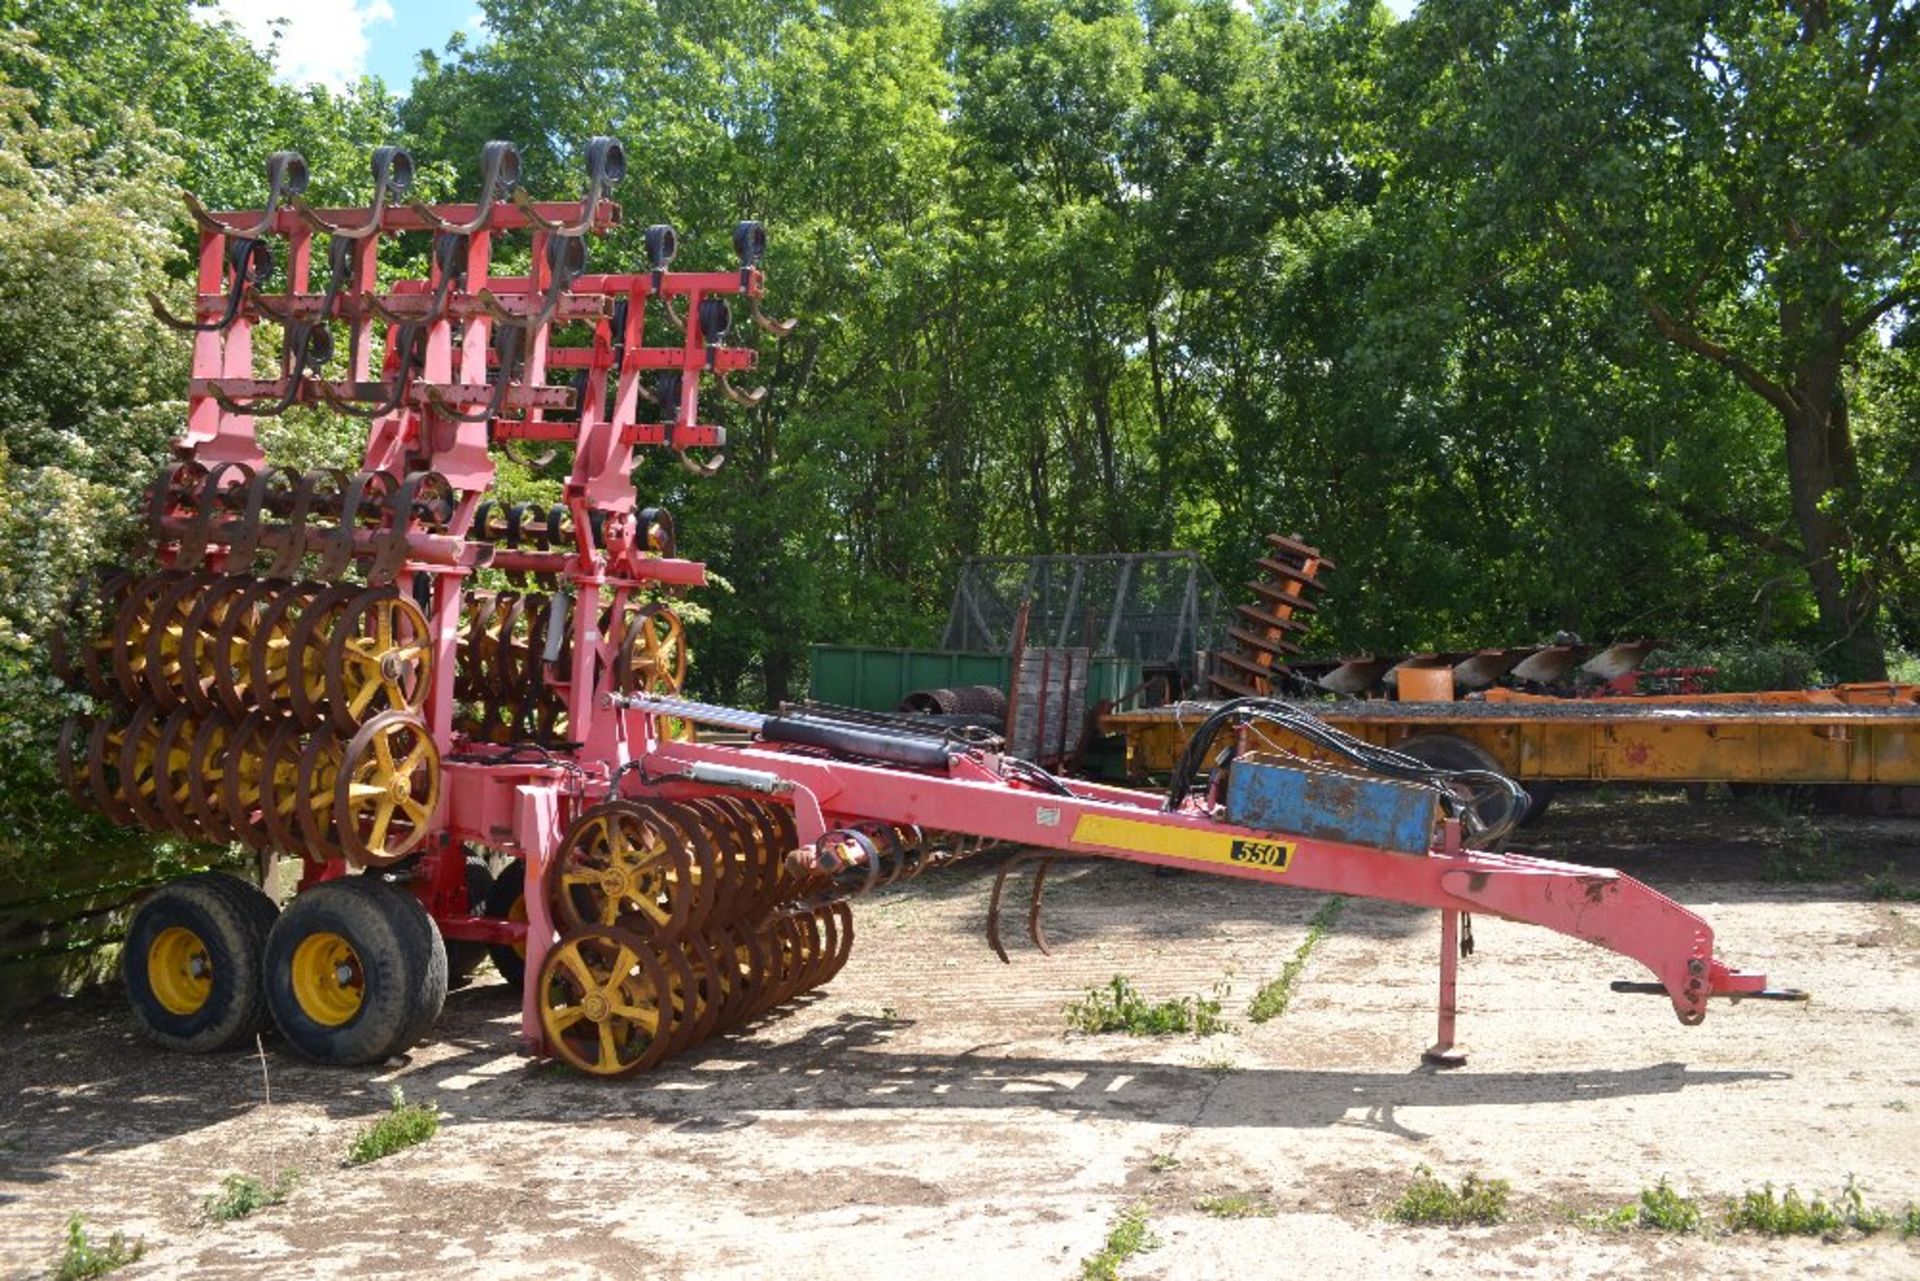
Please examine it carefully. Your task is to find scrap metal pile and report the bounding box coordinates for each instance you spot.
[53,140,1798,1080]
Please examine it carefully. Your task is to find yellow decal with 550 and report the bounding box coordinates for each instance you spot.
[1070,814,1293,874]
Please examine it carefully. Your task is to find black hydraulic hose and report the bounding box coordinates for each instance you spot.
[1163,698,1530,846]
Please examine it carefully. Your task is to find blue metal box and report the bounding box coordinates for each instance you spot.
[1225,753,1438,856]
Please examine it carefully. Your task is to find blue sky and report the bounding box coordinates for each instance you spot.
[211,0,1419,95]
[205,0,481,92]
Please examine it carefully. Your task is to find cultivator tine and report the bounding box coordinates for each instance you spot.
[407,140,521,236]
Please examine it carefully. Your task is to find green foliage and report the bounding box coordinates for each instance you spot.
[1864,864,1920,903]
[1387,1166,1511,1227]
[50,1215,142,1280]
[1079,1201,1158,1281]
[1724,1178,1891,1237]
[344,1087,438,1166]
[202,1171,297,1223]
[1247,894,1345,1023]
[1064,975,1227,1037]
[1195,1191,1274,1219]
[1632,1178,1704,1234]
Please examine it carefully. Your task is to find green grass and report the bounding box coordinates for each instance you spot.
[1146,1152,1182,1173]
[1065,976,1228,1037]
[1723,1178,1889,1236]
[1079,1201,1160,1281]
[203,1171,298,1223]
[1247,895,1345,1024]
[1386,1166,1510,1227]
[345,1086,439,1166]
[1196,1191,1275,1219]
[1902,1205,1920,1238]
[50,1215,143,1281]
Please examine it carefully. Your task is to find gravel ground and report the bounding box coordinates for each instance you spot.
[2,791,1917,1280]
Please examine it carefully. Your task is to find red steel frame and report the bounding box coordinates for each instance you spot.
[163,155,1785,1070]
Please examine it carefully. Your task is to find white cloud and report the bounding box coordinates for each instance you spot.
[202,0,397,92]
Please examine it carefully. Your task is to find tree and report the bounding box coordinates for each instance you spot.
[1393,0,1919,676]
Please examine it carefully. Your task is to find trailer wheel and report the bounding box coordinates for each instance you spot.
[1395,733,1552,829]
[264,877,448,1065]
[481,859,528,991]
[123,872,278,1052]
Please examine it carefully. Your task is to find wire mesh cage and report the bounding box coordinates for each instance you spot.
[940,552,1227,681]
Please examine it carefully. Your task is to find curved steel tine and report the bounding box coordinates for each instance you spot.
[511,135,625,236]
[181,151,308,238]
[674,444,726,478]
[294,145,414,239]
[750,294,799,338]
[150,238,273,332]
[716,370,767,409]
[1027,858,1057,955]
[407,140,520,235]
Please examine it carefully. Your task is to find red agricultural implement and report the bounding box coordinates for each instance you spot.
[56,143,1801,1078]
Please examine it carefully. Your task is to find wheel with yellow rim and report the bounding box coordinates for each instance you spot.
[322,586,432,734]
[264,876,448,1066]
[536,925,678,1077]
[617,604,695,741]
[122,872,278,1052]
[334,711,440,868]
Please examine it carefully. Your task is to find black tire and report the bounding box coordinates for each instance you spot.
[123,872,278,1052]
[264,877,448,1066]
[1394,733,1545,831]
[447,856,496,988]
[481,859,528,991]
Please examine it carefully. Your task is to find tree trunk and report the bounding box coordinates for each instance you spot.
[1781,357,1886,679]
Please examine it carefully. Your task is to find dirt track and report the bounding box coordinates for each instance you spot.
[3,792,1918,1280]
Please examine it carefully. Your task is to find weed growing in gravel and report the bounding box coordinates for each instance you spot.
[1864,863,1920,902]
[1147,1152,1182,1173]
[1080,1201,1159,1281]
[1631,1178,1704,1232]
[1197,1052,1240,1074]
[1723,1178,1888,1236]
[203,1171,298,1223]
[1902,1205,1920,1238]
[1066,976,1227,1037]
[51,1215,143,1280]
[1247,895,1345,1024]
[346,1086,439,1166]
[1196,1191,1275,1219]
[1387,1166,1510,1227]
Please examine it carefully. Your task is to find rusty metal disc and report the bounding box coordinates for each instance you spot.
[222,710,278,852]
[210,577,284,716]
[295,729,348,862]
[142,573,220,708]
[322,586,432,734]
[84,707,136,825]
[151,705,203,836]
[258,720,311,857]
[185,710,239,843]
[549,801,696,939]
[176,575,251,715]
[116,699,168,830]
[284,582,364,726]
[111,573,181,702]
[537,925,675,1078]
[333,710,440,868]
[246,581,324,718]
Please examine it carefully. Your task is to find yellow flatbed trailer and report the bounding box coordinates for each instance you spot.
[1100,686,1920,815]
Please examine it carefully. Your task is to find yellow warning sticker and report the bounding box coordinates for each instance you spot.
[1070,814,1293,874]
